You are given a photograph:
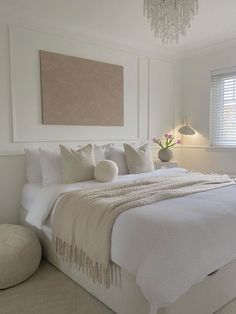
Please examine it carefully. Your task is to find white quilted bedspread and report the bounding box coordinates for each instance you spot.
[23,169,236,313]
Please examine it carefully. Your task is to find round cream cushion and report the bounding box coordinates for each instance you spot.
[0,224,42,289]
[94,160,118,182]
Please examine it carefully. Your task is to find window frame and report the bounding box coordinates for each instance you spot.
[210,67,236,148]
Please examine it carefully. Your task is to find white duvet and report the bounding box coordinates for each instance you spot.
[22,168,236,313]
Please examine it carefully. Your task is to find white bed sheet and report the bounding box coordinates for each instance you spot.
[21,168,187,213]
[21,169,236,313]
[22,168,186,228]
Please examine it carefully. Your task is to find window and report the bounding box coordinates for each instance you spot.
[210,70,236,146]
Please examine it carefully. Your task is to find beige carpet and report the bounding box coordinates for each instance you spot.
[0,260,114,314]
[0,260,235,314]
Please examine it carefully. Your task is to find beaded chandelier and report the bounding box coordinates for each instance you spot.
[143,0,199,44]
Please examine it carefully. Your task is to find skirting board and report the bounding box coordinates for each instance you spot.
[20,206,236,314]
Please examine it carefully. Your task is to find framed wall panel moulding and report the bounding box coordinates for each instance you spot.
[40,50,124,126]
[10,25,138,142]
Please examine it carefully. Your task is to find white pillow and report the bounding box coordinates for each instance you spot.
[60,144,95,183]
[94,160,118,182]
[77,144,111,164]
[124,143,154,174]
[94,144,112,164]
[24,149,42,183]
[39,149,63,186]
[107,145,129,175]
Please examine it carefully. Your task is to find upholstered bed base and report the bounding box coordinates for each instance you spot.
[20,206,236,314]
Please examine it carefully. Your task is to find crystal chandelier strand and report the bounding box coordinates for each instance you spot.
[143,0,199,44]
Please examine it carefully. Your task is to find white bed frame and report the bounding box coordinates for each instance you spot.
[20,207,236,314]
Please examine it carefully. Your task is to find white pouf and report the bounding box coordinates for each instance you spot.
[94,160,118,182]
[0,224,42,289]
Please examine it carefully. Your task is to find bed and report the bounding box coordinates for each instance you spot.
[20,168,236,314]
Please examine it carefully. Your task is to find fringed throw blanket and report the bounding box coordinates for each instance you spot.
[52,172,234,288]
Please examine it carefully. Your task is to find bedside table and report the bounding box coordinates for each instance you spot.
[154,160,178,170]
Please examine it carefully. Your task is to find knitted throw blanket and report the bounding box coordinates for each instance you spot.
[52,172,234,288]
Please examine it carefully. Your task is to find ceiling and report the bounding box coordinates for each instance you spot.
[1,0,236,55]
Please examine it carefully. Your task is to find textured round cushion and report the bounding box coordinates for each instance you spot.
[0,224,42,289]
[94,160,118,182]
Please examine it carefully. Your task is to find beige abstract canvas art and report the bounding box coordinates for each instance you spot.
[39,50,124,126]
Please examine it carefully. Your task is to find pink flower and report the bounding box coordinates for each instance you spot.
[153,138,161,144]
[168,134,172,139]
[177,139,182,144]
[165,133,169,138]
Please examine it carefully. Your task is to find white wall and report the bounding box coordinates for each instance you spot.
[181,41,236,175]
[0,155,25,223]
[0,21,180,223]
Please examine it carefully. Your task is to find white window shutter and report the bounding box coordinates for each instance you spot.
[210,71,236,146]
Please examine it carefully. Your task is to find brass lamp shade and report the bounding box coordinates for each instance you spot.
[178,125,195,135]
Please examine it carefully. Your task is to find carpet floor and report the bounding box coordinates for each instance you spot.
[0,260,235,314]
[0,260,114,314]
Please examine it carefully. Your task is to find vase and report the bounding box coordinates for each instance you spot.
[158,148,173,162]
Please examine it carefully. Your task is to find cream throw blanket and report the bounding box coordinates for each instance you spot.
[52,172,234,288]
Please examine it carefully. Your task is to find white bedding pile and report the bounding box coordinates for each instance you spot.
[22,168,236,313]
[23,168,186,228]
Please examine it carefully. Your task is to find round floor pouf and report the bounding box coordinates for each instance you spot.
[0,224,42,289]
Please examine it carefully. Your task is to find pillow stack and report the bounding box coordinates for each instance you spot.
[24,144,111,185]
[24,142,155,185]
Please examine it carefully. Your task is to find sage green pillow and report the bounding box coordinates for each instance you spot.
[60,144,95,183]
